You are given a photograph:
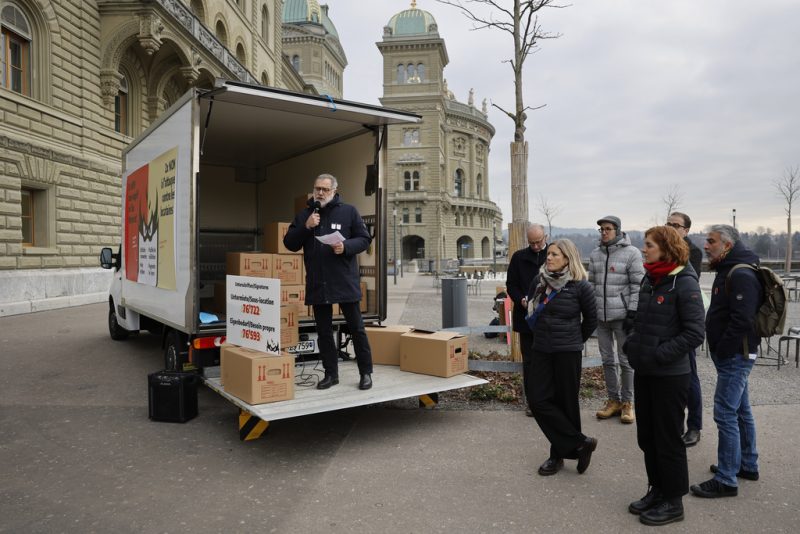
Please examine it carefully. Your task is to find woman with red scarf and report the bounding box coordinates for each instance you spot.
[624,226,705,526]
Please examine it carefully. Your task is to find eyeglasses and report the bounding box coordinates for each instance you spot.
[665,222,686,229]
[528,237,546,247]
[598,227,615,233]
[313,187,332,193]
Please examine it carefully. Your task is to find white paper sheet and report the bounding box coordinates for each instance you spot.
[315,231,345,246]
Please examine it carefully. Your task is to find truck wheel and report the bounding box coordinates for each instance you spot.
[164,330,187,371]
[108,307,129,341]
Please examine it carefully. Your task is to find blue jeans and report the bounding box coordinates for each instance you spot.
[711,353,758,487]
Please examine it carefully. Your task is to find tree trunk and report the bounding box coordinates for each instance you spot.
[786,215,792,273]
[509,141,529,362]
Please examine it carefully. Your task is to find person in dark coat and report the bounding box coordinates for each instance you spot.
[625,226,705,526]
[283,174,373,390]
[506,223,548,416]
[667,211,704,447]
[526,239,599,477]
[690,225,761,499]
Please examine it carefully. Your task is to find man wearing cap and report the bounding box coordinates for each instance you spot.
[588,216,645,424]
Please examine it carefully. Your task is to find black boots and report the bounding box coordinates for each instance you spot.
[317,374,339,389]
[639,499,684,526]
[537,457,564,476]
[629,486,663,515]
[575,437,598,474]
[358,373,372,390]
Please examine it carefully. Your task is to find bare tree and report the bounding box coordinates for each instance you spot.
[537,194,561,237]
[662,184,683,220]
[774,165,800,272]
[437,0,565,361]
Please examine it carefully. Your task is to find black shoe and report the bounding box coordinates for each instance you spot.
[629,486,663,515]
[358,373,372,390]
[576,437,598,474]
[639,500,684,526]
[682,429,701,447]
[525,407,534,417]
[710,464,759,481]
[690,478,738,498]
[537,457,563,476]
[317,375,339,390]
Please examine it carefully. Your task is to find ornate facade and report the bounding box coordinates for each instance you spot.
[378,4,503,267]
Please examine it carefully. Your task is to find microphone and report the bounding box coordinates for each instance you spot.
[313,201,321,214]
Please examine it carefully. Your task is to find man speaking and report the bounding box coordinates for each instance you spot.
[283,174,374,390]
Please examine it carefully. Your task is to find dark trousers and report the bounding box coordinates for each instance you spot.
[686,349,703,431]
[313,301,373,377]
[519,331,534,410]
[530,350,585,459]
[634,373,690,499]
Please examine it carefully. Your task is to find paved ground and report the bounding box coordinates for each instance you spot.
[1,277,799,533]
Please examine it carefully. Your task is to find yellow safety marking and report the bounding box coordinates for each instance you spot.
[419,394,437,409]
[239,409,270,441]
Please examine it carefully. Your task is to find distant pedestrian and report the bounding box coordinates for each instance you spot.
[588,216,645,424]
[666,211,704,447]
[625,226,705,526]
[691,225,761,499]
[506,223,548,416]
[527,239,599,476]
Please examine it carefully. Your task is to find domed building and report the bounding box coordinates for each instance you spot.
[282,0,347,98]
[378,2,503,268]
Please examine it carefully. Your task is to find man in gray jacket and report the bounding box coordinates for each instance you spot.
[588,216,645,424]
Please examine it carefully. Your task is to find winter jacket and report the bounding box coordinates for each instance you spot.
[705,241,763,358]
[529,278,598,353]
[686,237,703,276]
[506,246,547,333]
[587,233,645,322]
[625,264,706,376]
[283,194,371,305]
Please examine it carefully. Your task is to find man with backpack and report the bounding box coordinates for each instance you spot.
[691,224,761,498]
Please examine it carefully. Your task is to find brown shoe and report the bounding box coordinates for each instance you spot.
[596,399,623,419]
[620,402,635,424]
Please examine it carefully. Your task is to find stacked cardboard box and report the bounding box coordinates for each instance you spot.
[226,252,274,277]
[220,344,294,404]
[280,304,300,348]
[399,329,469,378]
[263,222,300,255]
[281,285,309,317]
[274,254,304,285]
[366,325,413,366]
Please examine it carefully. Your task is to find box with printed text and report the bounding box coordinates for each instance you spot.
[399,329,469,378]
[221,345,294,405]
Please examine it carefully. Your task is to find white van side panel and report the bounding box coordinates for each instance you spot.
[120,98,197,330]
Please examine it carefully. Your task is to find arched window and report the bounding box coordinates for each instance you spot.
[455,213,460,226]
[1,3,31,95]
[403,171,411,191]
[310,10,319,23]
[396,64,405,83]
[291,54,300,72]
[114,75,129,135]
[261,5,270,45]
[190,0,205,24]
[235,43,246,65]
[454,169,464,197]
[415,207,422,223]
[215,20,228,46]
[476,173,483,197]
[412,171,420,191]
[416,63,425,81]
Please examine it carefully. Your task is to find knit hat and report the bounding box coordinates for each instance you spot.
[597,215,621,232]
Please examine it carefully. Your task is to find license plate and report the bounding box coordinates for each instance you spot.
[287,340,316,354]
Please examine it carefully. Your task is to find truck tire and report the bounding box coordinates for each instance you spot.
[108,306,129,341]
[164,330,187,371]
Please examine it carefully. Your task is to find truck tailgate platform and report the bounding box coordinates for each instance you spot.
[203,361,487,422]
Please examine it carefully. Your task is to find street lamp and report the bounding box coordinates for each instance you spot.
[732,208,737,229]
[399,221,404,278]
[392,208,397,285]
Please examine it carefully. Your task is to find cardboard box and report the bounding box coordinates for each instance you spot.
[274,254,304,285]
[399,329,469,378]
[280,285,310,317]
[263,222,300,255]
[221,345,294,405]
[281,304,300,348]
[226,252,274,277]
[360,281,368,313]
[366,325,413,366]
[295,193,313,214]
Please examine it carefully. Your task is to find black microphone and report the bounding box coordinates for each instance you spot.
[313,201,321,214]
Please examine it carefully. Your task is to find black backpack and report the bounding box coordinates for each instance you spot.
[725,264,788,338]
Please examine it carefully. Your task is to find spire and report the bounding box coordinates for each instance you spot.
[411,0,417,8]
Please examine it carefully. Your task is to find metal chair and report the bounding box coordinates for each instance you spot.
[777,327,800,369]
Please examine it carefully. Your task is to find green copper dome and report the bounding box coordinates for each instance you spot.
[283,0,340,38]
[386,5,438,36]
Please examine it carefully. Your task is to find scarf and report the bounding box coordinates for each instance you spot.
[644,261,678,285]
[527,264,572,318]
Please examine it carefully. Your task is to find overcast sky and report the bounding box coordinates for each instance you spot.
[327,0,800,233]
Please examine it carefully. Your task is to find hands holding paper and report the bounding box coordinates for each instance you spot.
[332,242,345,255]
[315,231,345,254]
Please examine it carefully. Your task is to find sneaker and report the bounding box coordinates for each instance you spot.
[710,464,759,481]
[682,429,701,447]
[639,500,684,526]
[596,399,623,419]
[620,401,635,424]
[690,478,738,498]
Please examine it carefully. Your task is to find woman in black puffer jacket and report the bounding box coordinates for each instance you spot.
[526,239,598,477]
[624,226,705,527]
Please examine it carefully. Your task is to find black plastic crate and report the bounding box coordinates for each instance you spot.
[148,371,199,423]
